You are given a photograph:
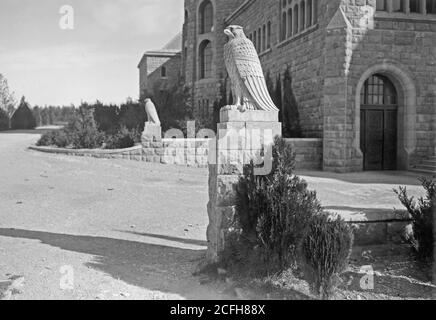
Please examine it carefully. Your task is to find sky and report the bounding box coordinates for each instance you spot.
[0,0,184,107]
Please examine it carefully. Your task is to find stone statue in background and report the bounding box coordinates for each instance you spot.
[142,98,162,142]
[144,98,161,126]
[224,25,279,112]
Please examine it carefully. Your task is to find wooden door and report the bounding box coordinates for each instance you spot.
[360,75,398,171]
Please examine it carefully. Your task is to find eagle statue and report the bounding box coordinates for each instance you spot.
[144,98,161,126]
[224,25,278,112]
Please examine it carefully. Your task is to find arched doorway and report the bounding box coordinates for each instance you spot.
[360,74,398,170]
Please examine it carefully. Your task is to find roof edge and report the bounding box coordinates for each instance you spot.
[225,0,255,24]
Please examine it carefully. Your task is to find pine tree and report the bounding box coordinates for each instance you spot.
[11,96,36,130]
[283,69,302,138]
[275,75,283,128]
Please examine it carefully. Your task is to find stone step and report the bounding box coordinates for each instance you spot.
[422,160,436,167]
[351,244,411,260]
[415,164,436,171]
[333,209,411,247]
[409,168,436,177]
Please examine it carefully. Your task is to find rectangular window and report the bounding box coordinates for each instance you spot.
[392,0,404,12]
[262,25,266,52]
[410,0,420,12]
[267,22,271,49]
[427,0,436,13]
[376,0,386,11]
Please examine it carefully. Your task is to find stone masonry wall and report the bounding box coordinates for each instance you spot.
[285,138,323,170]
[142,138,210,167]
[146,54,182,95]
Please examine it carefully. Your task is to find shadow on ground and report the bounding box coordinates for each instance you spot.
[116,230,208,247]
[0,228,216,299]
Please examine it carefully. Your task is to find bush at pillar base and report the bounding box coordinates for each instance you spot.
[218,137,354,299]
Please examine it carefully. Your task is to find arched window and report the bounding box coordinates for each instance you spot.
[267,21,272,48]
[258,27,262,51]
[376,0,386,11]
[199,40,212,79]
[281,12,287,41]
[293,4,299,34]
[307,0,313,26]
[360,75,397,105]
[300,1,306,31]
[199,0,213,34]
[161,66,167,78]
[287,8,293,38]
[427,0,436,13]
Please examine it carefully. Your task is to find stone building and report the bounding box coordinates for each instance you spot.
[140,0,436,173]
[138,33,182,97]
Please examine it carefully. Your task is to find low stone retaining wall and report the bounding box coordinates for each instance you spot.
[29,145,143,160]
[29,138,211,168]
[30,138,321,170]
[284,138,323,170]
[142,138,210,167]
[345,210,411,246]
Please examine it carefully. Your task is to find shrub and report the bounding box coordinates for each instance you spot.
[118,99,147,134]
[0,108,9,131]
[299,213,354,299]
[257,138,322,268]
[394,178,435,262]
[93,102,120,134]
[11,97,36,130]
[104,126,139,149]
[231,137,323,272]
[66,106,104,149]
[37,129,70,148]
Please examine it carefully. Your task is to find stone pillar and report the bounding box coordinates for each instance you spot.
[141,122,163,163]
[206,108,281,263]
[142,122,162,143]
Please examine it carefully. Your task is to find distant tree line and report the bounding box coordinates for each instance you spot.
[32,106,76,127]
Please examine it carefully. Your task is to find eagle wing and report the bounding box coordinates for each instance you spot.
[224,42,239,98]
[231,38,278,112]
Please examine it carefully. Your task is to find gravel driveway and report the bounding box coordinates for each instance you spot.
[0,131,227,300]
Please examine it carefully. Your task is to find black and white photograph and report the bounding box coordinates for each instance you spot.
[0,0,435,306]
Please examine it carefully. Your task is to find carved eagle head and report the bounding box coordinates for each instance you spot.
[224,25,245,40]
